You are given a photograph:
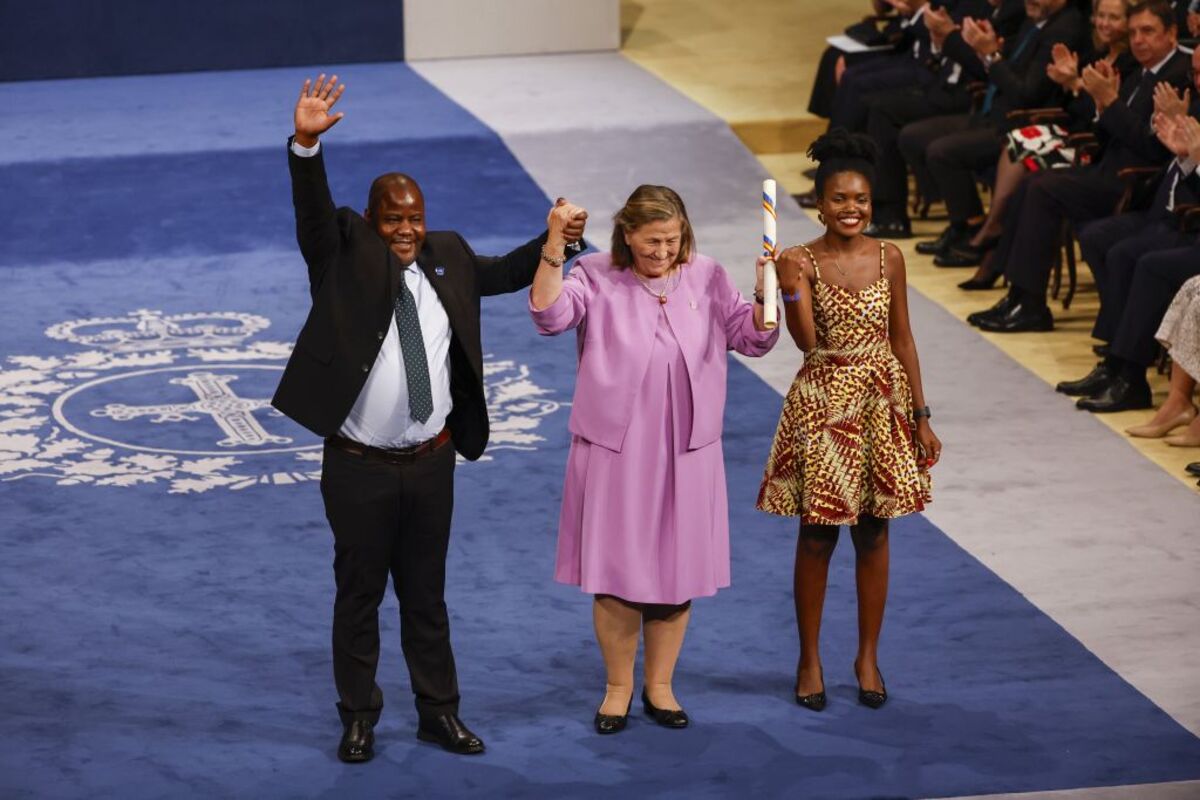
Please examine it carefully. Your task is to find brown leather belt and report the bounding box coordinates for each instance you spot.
[326,428,451,464]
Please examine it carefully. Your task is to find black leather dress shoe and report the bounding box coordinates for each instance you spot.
[1093,343,1110,357]
[976,302,1054,333]
[337,719,375,763]
[594,697,632,735]
[1056,362,1113,396]
[966,295,1015,327]
[863,219,912,239]
[1076,376,1152,413]
[958,272,1002,290]
[935,244,983,267]
[857,667,888,710]
[915,226,955,255]
[417,713,485,754]
[642,690,689,729]
[1186,462,1200,477]
[793,190,820,209]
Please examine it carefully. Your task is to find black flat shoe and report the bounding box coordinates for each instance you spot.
[795,666,827,712]
[857,667,888,710]
[416,713,485,755]
[958,272,1002,290]
[1056,362,1113,396]
[337,719,375,763]
[1186,462,1200,477]
[1075,375,1152,413]
[642,690,689,729]
[594,697,633,735]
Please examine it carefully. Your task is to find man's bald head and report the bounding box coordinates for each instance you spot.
[364,173,426,266]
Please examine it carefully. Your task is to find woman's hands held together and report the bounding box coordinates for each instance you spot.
[546,198,589,249]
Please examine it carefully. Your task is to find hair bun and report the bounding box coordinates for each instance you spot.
[807,128,879,167]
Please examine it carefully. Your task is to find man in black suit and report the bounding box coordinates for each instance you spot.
[1058,109,1200,410]
[895,0,1084,250]
[273,75,587,762]
[970,0,1190,331]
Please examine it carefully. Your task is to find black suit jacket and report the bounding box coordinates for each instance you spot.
[943,4,1084,121]
[1095,49,1192,176]
[273,141,546,461]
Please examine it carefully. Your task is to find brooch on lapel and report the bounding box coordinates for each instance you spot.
[434,266,446,276]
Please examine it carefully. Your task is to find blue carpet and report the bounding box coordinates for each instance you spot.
[2,65,1199,800]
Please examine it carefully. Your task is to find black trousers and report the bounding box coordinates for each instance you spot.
[808,46,888,119]
[829,55,931,132]
[1112,245,1200,367]
[1076,214,1192,341]
[897,114,971,215]
[925,122,1005,224]
[320,437,459,724]
[1002,168,1124,299]
[869,88,971,223]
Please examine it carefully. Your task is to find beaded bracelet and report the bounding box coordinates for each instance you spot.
[540,246,565,268]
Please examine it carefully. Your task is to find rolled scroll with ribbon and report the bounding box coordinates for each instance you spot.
[762,179,779,329]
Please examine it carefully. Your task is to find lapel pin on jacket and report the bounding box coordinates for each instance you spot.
[434,266,445,276]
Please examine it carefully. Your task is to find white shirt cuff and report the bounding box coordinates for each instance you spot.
[1179,157,1199,177]
[290,139,321,158]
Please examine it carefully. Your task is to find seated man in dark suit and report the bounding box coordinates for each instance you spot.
[274,75,587,763]
[1059,110,1200,410]
[969,0,1190,332]
[897,0,1084,249]
[866,0,1015,236]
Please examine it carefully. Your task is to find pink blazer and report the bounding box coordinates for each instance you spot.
[530,251,779,453]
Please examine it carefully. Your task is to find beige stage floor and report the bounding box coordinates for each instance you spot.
[621,0,1199,490]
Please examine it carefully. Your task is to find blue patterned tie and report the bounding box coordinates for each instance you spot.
[394,274,433,424]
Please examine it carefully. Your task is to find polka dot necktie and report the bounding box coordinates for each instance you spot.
[394,274,433,424]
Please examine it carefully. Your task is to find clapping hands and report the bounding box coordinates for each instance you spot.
[1153,82,1191,121]
[1046,43,1080,89]
[962,17,1002,58]
[1081,59,1120,112]
[1155,111,1200,162]
[294,74,346,147]
[924,6,957,48]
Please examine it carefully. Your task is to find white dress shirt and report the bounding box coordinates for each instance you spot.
[292,139,453,447]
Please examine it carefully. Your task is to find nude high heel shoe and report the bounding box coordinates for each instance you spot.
[1125,407,1197,438]
[1164,430,1200,447]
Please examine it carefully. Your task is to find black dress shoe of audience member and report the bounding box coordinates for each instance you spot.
[1056,362,1114,396]
[1186,462,1200,476]
[1076,375,1152,413]
[863,219,912,238]
[794,190,820,209]
[958,272,1002,290]
[935,243,983,267]
[337,719,375,763]
[976,302,1054,333]
[915,225,956,255]
[642,690,689,729]
[966,294,1015,327]
[416,713,485,754]
[1093,343,1110,357]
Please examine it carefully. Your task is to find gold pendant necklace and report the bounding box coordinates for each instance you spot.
[635,268,679,305]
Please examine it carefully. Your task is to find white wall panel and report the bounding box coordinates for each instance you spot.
[404,0,618,60]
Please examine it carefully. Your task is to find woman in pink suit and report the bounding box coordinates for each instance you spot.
[530,185,779,734]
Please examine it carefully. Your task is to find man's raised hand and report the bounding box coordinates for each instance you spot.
[294,74,346,148]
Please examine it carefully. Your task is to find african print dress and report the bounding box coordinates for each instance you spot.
[757,241,930,525]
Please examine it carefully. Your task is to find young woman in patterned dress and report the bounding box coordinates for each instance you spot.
[757,129,940,711]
